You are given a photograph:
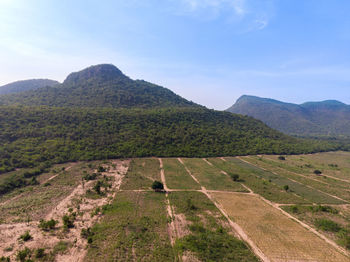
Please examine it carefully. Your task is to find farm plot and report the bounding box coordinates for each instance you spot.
[209,158,308,204]
[181,158,247,192]
[264,152,350,182]
[228,157,345,204]
[212,192,349,262]
[168,191,259,262]
[282,204,350,251]
[162,158,200,190]
[120,158,161,190]
[244,156,350,202]
[85,191,175,262]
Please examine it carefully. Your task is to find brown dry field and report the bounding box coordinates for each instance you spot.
[212,192,349,262]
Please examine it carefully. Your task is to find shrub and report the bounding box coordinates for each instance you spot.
[19,231,32,241]
[0,257,10,262]
[97,166,106,172]
[283,185,289,191]
[35,248,46,258]
[278,156,286,160]
[39,219,58,231]
[151,181,164,191]
[315,219,341,232]
[83,173,97,181]
[314,170,322,175]
[16,247,32,262]
[229,173,240,181]
[62,214,75,229]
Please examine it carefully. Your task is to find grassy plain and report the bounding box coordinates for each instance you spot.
[213,192,349,262]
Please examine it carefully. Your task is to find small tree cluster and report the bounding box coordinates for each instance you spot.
[151,181,164,191]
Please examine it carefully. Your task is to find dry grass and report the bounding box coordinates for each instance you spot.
[212,192,349,262]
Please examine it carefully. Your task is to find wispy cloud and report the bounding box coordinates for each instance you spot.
[173,0,273,32]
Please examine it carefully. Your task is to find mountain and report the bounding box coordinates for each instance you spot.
[0,64,198,108]
[0,79,59,95]
[227,95,350,137]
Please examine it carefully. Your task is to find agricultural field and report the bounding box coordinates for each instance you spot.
[1,153,350,261]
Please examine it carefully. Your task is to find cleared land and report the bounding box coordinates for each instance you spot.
[181,158,247,192]
[120,158,161,190]
[212,192,349,262]
[162,158,200,190]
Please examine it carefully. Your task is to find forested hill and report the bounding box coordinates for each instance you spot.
[0,106,338,175]
[0,79,59,95]
[0,64,198,108]
[227,95,350,137]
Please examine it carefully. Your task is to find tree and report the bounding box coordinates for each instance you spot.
[283,185,289,191]
[278,156,286,160]
[151,181,164,191]
[230,174,240,182]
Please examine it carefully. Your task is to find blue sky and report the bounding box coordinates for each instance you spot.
[0,0,350,109]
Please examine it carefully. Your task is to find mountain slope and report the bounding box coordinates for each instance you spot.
[227,95,350,137]
[0,64,198,108]
[0,106,337,174]
[0,79,59,95]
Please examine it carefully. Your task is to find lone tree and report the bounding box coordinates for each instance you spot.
[283,185,289,191]
[151,181,164,191]
[230,174,240,182]
[278,156,286,161]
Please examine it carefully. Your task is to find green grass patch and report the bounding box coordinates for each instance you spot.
[121,158,161,190]
[181,158,247,192]
[162,158,200,190]
[85,191,175,261]
[210,158,308,204]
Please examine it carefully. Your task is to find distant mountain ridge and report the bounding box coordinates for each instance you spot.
[227,95,350,137]
[0,64,198,108]
[0,79,59,95]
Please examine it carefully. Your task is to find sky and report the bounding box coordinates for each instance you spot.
[0,0,350,109]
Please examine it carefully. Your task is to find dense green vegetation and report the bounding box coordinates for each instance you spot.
[227,95,350,138]
[0,106,340,196]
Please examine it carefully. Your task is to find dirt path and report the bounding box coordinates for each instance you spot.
[0,160,130,262]
[202,158,213,166]
[240,157,349,204]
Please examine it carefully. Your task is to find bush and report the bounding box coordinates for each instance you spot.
[283,185,289,191]
[83,173,97,181]
[39,219,58,231]
[278,156,286,160]
[151,181,164,191]
[35,248,46,258]
[314,170,322,175]
[0,257,10,262]
[229,174,240,182]
[315,219,341,232]
[19,231,32,241]
[16,247,31,262]
[97,166,106,172]
[62,214,75,229]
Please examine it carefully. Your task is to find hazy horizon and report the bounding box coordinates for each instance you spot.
[1,0,350,110]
